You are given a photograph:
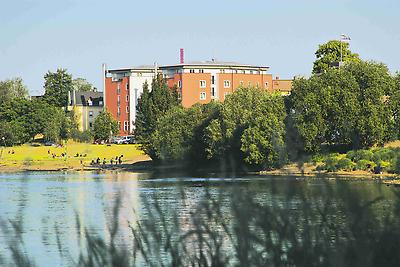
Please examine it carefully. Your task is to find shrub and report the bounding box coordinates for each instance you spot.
[347,149,374,162]
[371,148,395,164]
[337,158,354,171]
[356,159,375,171]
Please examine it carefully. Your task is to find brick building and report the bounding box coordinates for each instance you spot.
[104,61,292,135]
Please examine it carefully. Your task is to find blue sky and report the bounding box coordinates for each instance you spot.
[1,0,399,95]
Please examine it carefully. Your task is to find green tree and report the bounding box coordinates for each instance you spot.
[0,120,29,146]
[43,68,73,107]
[148,102,220,162]
[72,78,96,92]
[313,40,360,74]
[204,87,287,169]
[93,110,119,141]
[135,77,180,155]
[0,77,29,105]
[288,60,394,155]
[390,73,400,139]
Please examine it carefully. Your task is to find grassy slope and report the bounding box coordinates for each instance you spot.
[0,141,148,171]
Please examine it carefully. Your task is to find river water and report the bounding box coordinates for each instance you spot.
[0,171,397,266]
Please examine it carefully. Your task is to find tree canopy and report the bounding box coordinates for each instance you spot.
[0,77,29,105]
[135,77,180,158]
[43,68,73,107]
[93,110,119,141]
[313,40,360,74]
[288,60,395,154]
[72,78,96,92]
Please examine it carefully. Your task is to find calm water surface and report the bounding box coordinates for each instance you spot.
[0,171,396,266]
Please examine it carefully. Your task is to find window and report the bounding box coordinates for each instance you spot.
[99,100,103,106]
[211,87,216,97]
[117,83,121,94]
[89,122,93,128]
[178,80,181,88]
[126,95,129,102]
[211,76,215,85]
[239,81,244,86]
[190,69,195,73]
[199,69,204,73]
[242,70,246,74]
[200,80,206,88]
[224,80,231,88]
[250,70,253,74]
[124,121,129,132]
[117,107,121,117]
[220,69,225,73]
[126,84,129,90]
[200,92,206,100]
[118,121,121,130]
[89,111,93,117]
[235,70,238,74]
[126,106,129,113]
[117,96,120,105]
[265,82,269,88]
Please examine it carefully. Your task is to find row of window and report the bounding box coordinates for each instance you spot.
[185,69,262,74]
[116,83,129,94]
[177,80,269,90]
[199,92,231,100]
[118,121,130,132]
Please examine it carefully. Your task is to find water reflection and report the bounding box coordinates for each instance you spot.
[0,172,398,266]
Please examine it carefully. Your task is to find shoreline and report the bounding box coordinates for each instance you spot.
[1,160,400,184]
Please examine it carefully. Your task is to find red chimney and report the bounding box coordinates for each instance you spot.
[180,48,184,64]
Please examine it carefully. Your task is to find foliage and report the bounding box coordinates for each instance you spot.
[135,78,180,155]
[204,87,287,169]
[93,110,119,141]
[43,68,73,107]
[0,77,28,105]
[288,60,395,154]
[148,103,220,162]
[0,120,28,146]
[72,77,96,92]
[312,40,360,74]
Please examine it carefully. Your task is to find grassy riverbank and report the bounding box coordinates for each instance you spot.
[0,141,149,172]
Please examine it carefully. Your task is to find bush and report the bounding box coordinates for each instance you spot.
[356,159,376,171]
[72,130,93,143]
[371,148,395,164]
[322,155,340,172]
[347,149,374,162]
[337,158,354,171]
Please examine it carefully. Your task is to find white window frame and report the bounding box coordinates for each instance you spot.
[200,80,206,88]
[200,92,206,100]
[224,80,231,88]
[126,106,129,113]
[178,80,181,88]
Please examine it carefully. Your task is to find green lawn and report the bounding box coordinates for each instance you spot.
[0,141,146,170]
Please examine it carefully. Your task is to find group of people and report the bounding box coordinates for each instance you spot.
[90,155,124,166]
[48,149,67,159]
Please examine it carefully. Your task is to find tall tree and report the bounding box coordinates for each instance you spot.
[93,110,119,141]
[313,40,360,74]
[43,68,73,107]
[288,60,394,154]
[72,78,96,92]
[0,77,28,105]
[135,77,180,156]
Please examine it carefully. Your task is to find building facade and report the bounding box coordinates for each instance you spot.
[104,61,291,135]
[67,91,104,132]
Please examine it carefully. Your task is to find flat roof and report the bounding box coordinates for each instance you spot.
[160,60,269,70]
[107,61,269,73]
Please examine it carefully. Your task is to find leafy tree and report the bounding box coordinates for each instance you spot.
[93,110,119,141]
[288,60,394,155]
[0,120,29,146]
[313,40,360,74]
[0,77,28,105]
[148,102,220,162]
[390,73,400,139]
[43,68,73,107]
[72,78,96,92]
[204,87,287,169]
[135,77,180,154]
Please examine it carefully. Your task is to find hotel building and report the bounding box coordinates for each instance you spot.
[104,60,291,135]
